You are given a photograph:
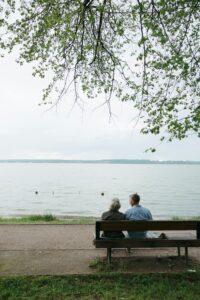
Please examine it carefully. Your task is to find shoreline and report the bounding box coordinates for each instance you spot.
[0,159,200,165]
[0,214,199,224]
[0,215,98,224]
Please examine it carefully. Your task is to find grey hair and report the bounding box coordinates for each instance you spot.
[110,198,121,212]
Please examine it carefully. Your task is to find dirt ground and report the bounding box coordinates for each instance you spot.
[0,225,199,275]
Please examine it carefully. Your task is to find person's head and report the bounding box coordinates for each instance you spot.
[110,198,121,212]
[129,193,140,206]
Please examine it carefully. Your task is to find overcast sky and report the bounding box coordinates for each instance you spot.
[0,53,200,161]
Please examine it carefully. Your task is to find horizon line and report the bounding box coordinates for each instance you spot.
[0,159,199,164]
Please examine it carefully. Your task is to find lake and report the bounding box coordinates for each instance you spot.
[0,163,199,218]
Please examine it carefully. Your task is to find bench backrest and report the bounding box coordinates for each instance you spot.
[95,220,200,239]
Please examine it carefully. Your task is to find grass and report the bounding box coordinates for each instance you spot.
[89,257,150,272]
[172,216,200,221]
[0,214,97,225]
[89,256,200,273]
[0,273,200,299]
[0,214,199,224]
[89,258,129,272]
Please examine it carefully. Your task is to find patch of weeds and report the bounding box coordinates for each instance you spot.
[28,214,57,222]
[172,216,200,221]
[89,258,102,269]
[89,257,135,273]
[0,215,97,224]
[118,259,131,271]
[89,258,114,272]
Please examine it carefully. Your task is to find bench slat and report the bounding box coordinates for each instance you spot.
[98,220,198,231]
[94,238,200,248]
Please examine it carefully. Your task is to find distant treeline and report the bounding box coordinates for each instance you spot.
[0,159,199,165]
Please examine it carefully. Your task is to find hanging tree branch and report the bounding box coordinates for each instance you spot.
[0,0,199,144]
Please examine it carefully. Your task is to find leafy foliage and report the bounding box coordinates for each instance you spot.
[0,0,200,142]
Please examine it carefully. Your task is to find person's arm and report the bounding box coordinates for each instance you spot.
[101,212,105,220]
[124,210,129,220]
[101,211,109,220]
[121,213,126,220]
[148,210,153,220]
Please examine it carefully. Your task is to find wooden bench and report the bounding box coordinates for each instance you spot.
[93,220,200,264]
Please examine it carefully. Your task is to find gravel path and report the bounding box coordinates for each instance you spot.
[0,225,199,275]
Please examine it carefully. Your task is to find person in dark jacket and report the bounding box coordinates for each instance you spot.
[101,198,125,238]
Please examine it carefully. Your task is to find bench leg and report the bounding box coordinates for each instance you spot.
[185,247,189,264]
[107,248,111,264]
[177,247,181,257]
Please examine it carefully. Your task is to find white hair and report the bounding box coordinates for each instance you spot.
[110,198,121,212]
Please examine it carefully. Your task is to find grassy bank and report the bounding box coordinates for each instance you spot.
[0,214,97,224]
[0,273,200,300]
[172,216,200,221]
[0,214,199,224]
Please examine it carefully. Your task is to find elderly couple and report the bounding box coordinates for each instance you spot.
[101,193,167,239]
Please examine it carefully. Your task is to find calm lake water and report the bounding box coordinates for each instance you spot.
[0,163,199,218]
